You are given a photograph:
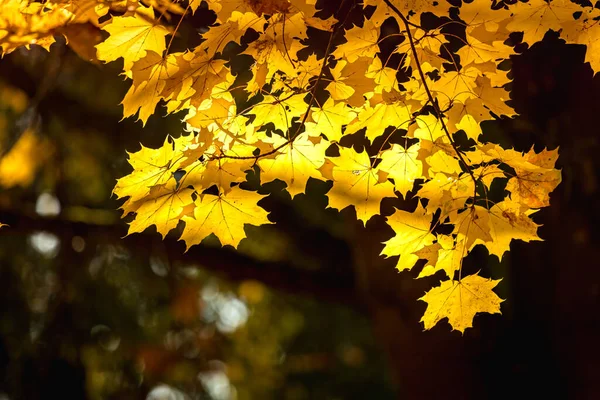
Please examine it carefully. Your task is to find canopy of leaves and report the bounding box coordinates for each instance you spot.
[2,0,585,332]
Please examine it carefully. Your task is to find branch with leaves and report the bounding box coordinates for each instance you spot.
[1,0,585,332]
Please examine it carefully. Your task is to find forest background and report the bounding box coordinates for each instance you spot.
[0,0,599,399]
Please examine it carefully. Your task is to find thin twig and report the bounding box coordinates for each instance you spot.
[382,0,477,186]
[211,0,354,162]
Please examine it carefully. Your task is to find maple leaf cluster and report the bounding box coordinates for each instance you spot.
[4,0,589,332]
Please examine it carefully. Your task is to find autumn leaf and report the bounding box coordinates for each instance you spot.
[125,182,194,238]
[381,203,436,271]
[326,146,395,225]
[420,274,503,333]
[417,172,474,218]
[14,0,576,332]
[258,135,327,196]
[121,51,179,125]
[332,19,379,63]
[309,99,356,142]
[417,235,466,279]
[113,136,185,205]
[96,5,169,71]
[453,206,493,251]
[378,143,423,197]
[506,167,562,209]
[180,186,272,249]
[249,93,307,133]
[345,101,413,142]
[485,200,541,260]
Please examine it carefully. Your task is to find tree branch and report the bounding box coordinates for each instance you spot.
[382,0,477,185]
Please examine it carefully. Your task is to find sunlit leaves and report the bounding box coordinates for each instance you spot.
[180,186,272,249]
[121,51,179,125]
[310,99,356,142]
[486,200,541,261]
[420,274,503,333]
[113,137,184,205]
[326,147,395,225]
[258,135,327,196]
[0,0,76,54]
[378,143,422,197]
[96,5,169,71]
[345,102,413,142]
[8,0,576,332]
[332,19,379,63]
[381,203,435,271]
[98,0,564,333]
[125,183,194,238]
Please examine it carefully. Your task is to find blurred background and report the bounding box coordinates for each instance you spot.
[0,28,599,400]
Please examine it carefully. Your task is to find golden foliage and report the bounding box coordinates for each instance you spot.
[5,0,585,332]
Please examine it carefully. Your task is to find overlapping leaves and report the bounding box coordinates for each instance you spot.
[5,0,581,332]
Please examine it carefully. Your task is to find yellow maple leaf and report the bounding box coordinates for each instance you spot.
[453,205,493,251]
[325,60,356,102]
[96,5,169,72]
[417,172,474,218]
[420,273,503,333]
[381,203,436,271]
[447,107,481,141]
[332,19,379,63]
[326,146,395,225]
[292,54,322,89]
[412,115,448,142]
[365,57,399,93]
[161,50,230,112]
[121,51,179,125]
[429,66,479,109]
[425,146,462,177]
[484,200,541,261]
[413,242,441,275]
[113,136,186,205]
[185,97,235,130]
[472,164,506,190]
[471,75,515,118]
[417,235,466,279]
[243,12,306,90]
[485,146,563,209]
[561,8,600,73]
[125,182,194,238]
[378,143,423,197]
[258,135,327,196]
[345,101,412,142]
[309,98,356,142]
[180,186,272,249]
[506,167,562,209]
[184,158,252,194]
[337,58,379,107]
[457,30,514,67]
[249,92,307,133]
[200,18,247,56]
[506,0,582,44]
